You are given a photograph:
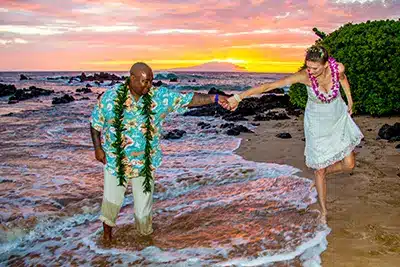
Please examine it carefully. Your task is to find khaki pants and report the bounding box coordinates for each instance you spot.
[99,167,154,236]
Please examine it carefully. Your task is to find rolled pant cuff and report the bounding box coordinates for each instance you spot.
[100,199,121,227]
[134,214,153,236]
[99,215,116,227]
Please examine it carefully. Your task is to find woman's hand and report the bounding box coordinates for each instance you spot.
[347,100,353,116]
[227,94,241,111]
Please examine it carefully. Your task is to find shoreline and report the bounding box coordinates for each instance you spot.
[234,113,400,266]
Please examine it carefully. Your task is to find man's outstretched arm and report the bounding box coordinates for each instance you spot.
[188,93,230,109]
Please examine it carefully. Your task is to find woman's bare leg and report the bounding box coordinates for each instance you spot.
[314,168,327,224]
[326,152,356,175]
[310,152,356,224]
[310,151,356,189]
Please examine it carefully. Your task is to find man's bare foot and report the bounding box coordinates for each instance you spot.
[137,233,154,246]
[103,222,112,243]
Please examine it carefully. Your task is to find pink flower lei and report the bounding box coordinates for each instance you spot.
[307,57,340,103]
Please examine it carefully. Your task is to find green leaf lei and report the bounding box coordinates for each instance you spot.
[112,78,154,193]
[139,91,155,193]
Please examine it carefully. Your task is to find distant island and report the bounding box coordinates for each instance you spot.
[167,62,248,72]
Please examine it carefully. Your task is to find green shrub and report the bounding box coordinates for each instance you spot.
[288,83,307,109]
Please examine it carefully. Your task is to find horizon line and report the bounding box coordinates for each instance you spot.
[0,69,295,74]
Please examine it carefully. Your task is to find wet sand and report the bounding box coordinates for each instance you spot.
[235,113,400,266]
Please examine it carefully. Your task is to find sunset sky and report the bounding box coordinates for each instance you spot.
[0,0,398,72]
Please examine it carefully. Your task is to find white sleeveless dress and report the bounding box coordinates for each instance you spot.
[304,86,364,169]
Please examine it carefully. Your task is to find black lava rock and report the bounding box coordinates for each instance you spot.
[286,107,303,117]
[220,123,235,129]
[183,104,229,117]
[20,74,31,80]
[253,110,290,121]
[265,88,285,94]
[225,125,253,136]
[108,80,117,86]
[47,76,69,81]
[76,72,123,82]
[0,83,17,97]
[52,94,75,104]
[163,129,186,139]
[183,94,292,119]
[8,86,54,103]
[76,88,92,93]
[208,88,233,97]
[222,114,248,121]
[226,129,240,136]
[276,133,292,139]
[152,81,164,87]
[378,123,400,140]
[197,122,212,129]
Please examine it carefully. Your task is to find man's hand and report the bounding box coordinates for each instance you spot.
[217,95,232,110]
[95,148,106,164]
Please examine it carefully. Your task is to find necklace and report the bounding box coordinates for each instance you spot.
[112,78,155,193]
[308,57,340,103]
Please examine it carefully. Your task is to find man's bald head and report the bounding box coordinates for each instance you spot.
[130,62,152,77]
[128,62,154,97]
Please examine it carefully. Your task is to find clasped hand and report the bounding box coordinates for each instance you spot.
[216,95,240,111]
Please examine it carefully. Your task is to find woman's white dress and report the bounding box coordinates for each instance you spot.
[304,86,364,169]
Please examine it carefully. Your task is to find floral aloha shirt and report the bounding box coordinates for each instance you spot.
[90,85,194,179]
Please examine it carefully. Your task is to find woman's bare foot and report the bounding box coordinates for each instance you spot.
[319,211,327,225]
[309,181,315,191]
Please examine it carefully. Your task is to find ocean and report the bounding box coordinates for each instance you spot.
[0,71,330,266]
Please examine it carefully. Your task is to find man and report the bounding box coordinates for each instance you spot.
[90,62,230,242]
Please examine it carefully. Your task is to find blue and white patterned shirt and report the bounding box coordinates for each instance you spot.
[90,85,194,179]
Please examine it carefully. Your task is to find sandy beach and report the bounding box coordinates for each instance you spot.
[236,112,400,266]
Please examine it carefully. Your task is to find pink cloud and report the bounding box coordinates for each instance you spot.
[0,0,42,12]
[0,0,398,70]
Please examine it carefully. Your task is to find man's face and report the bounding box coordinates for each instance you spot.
[306,61,328,77]
[130,70,153,96]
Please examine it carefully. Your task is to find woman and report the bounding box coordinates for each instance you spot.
[228,45,364,224]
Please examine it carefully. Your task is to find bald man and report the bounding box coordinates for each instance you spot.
[90,62,230,242]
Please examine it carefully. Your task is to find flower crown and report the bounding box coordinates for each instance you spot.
[306,46,324,58]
